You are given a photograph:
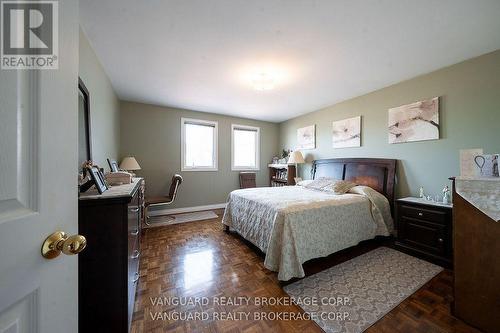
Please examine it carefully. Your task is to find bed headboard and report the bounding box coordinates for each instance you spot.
[311,158,397,208]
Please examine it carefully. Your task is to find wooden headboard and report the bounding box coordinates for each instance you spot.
[311,158,397,208]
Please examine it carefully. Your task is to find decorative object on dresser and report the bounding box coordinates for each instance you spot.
[80,165,109,194]
[474,153,499,177]
[78,178,144,333]
[105,171,133,185]
[278,149,290,164]
[452,177,499,333]
[388,96,439,144]
[460,148,484,177]
[239,172,256,189]
[268,163,296,186]
[120,156,141,176]
[395,197,452,267]
[107,158,119,172]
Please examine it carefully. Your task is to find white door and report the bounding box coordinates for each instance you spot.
[0,1,80,332]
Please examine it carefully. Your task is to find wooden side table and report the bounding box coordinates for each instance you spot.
[395,197,453,267]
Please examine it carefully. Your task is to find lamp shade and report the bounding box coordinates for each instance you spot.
[120,156,141,171]
[288,150,305,164]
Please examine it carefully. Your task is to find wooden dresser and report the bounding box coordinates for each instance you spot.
[452,177,500,333]
[395,197,453,267]
[78,178,144,333]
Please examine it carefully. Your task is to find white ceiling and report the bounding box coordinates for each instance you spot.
[79,0,500,123]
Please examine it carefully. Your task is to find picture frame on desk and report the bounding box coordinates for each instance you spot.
[107,158,119,172]
[87,166,109,194]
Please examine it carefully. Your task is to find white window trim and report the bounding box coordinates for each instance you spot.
[181,117,218,171]
[231,124,260,171]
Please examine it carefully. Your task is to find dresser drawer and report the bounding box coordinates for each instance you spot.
[128,221,139,255]
[128,239,140,280]
[399,204,446,224]
[127,191,140,256]
[400,217,447,256]
[128,205,140,229]
[128,244,140,331]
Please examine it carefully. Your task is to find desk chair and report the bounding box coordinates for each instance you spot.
[144,174,183,226]
[239,172,256,189]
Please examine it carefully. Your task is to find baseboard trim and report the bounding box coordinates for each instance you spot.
[148,203,227,217]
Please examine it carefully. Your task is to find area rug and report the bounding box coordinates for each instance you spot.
[146,210,218,227]
[283,247,443,333]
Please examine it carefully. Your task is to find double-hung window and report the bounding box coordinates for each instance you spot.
[181,118,218,171]
[231,124,260,171]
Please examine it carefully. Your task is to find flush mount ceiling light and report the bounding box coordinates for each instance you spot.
[252,72,275,91]
[238,63,293,92]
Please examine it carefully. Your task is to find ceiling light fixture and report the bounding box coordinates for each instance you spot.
[252,72,275,91]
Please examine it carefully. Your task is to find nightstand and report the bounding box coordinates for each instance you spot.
[395,197,453,267]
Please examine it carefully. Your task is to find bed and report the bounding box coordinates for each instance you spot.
[222,158,397,281]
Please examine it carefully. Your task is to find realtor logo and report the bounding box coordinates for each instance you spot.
[1,0,58,69]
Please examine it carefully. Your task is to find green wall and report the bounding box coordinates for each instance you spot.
[79,28,121,168]
[279,50,500,199]
[120,101,280,209]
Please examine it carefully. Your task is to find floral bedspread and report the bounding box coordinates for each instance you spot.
[222,186,393,280]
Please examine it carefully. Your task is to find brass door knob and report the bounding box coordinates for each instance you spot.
[41,231,87,259]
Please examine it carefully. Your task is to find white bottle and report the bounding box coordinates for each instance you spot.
[419,187,424,198]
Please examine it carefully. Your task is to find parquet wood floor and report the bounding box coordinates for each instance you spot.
[131,211,481,333]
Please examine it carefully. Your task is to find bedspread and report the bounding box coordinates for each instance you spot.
[222,185,393,280]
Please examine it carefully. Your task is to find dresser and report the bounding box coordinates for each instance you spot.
[452,177,500,333]
[395,197,453,267]
[79,178,144,333]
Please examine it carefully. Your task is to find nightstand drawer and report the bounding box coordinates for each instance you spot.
[399,204,446,224]
[399,217,446,256]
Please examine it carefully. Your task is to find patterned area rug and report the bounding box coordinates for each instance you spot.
[284,247,443,333]
[146,210,218,228]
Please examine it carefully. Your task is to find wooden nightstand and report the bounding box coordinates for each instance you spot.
[395,197,453,267]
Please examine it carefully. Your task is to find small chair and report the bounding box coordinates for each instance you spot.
[239,172,256,189]
[144,174,183,226]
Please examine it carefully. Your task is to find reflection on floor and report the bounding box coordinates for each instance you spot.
[131,211,480,333]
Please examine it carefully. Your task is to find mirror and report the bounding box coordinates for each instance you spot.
[78,78,91,171]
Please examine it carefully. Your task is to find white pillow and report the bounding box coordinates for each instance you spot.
[296,179,314,187]
[322,180,357,194]
[303,177,339,190]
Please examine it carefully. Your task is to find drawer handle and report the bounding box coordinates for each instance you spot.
[132,272,139,283]
[131,229,139,236]
[129,207,139,213]
[418,212,424,216]
[131,250,140,259]
[437,238,444,243]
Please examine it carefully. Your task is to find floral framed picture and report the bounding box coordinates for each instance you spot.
[388,97,439,144]
[297,125,315,149]
[332,116,361,148]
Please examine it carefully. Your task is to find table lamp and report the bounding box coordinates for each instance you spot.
[288,150,305,183]
[120,156,141,176]
[288,150,305,164]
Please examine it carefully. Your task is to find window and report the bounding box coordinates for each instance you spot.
[231,124,260,170]
[181,118,218,171]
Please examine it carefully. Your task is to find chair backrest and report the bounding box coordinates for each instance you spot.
[239,172,256,189]
[168,174,183,200]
